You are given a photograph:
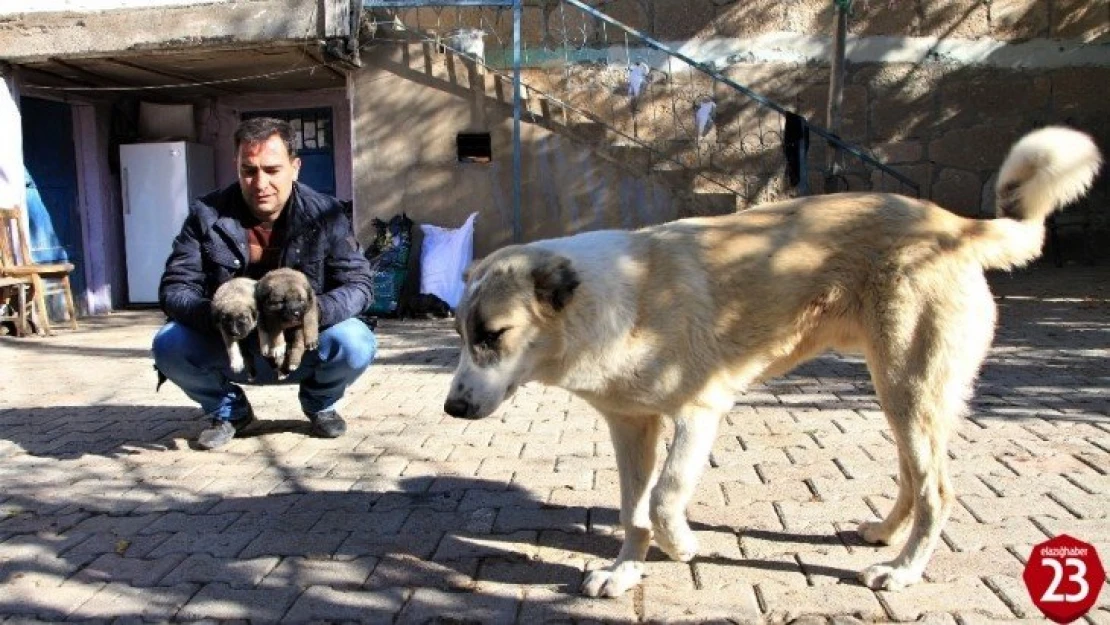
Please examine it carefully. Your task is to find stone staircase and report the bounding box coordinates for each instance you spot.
[366,1,917,218]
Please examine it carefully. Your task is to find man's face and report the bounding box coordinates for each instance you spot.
[237,133,301,223]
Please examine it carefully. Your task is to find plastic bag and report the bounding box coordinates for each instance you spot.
[419,212,477,309]
[364,214,414,316]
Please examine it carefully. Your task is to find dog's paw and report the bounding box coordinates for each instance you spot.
[305,340,319,351]
[653,518,698,562]
[859,562,921,591]
[581,562,643,598]
[857,520,896,545]
[271,343,286,366]
[228,352,245,373]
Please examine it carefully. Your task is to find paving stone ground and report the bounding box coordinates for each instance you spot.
[0,263,1107,623]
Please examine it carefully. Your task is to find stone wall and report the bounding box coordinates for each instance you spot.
[427,1,1107,52]
[354,0,1110,259]
[755,61,1110,218]
[573,0,1107,43]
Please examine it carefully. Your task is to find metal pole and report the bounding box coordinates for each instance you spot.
[797,118,810,196]
[511,0,523,243]
[825,0,848,193]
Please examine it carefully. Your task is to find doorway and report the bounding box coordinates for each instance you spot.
[20,97,86,317]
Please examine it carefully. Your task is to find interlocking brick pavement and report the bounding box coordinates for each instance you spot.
[0,264,1108,623]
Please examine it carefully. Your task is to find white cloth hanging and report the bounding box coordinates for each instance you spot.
[0,78,24,208]
[451,28,486,63]
[695,98,716,140]
[420,212,478,309]
[628,62,650,98]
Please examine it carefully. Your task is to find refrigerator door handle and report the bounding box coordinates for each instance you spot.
[122,167,131,215]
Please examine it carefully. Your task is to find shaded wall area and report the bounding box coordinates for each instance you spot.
[547,0,1107,43]
[351,44,679,257]
[350,48,1108,259]
[724,61,1110,217]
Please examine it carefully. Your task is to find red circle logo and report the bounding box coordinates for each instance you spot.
[1023,534,1106,623]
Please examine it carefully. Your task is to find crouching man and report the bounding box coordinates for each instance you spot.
[152,117,376,450]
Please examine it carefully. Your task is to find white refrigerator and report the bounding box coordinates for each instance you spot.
[120,142,215,304]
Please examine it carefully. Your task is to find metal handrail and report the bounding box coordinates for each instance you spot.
[560,0,919,195]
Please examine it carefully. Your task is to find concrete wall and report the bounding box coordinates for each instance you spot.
[351,45,679,257]
[4,0,230,14]
[0,0,336,61]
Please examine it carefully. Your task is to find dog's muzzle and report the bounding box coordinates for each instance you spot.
[444,397,480,419]
[227,320,254,340]
[279,305,305,324]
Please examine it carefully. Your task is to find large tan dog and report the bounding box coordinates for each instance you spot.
[443,127,1101,597]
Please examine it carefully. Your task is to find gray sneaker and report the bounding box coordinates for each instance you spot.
[197,409,256,450]
[308,410,347,438]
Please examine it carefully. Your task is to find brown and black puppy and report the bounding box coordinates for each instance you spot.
[211,277,259,379]
[256,268,319,375]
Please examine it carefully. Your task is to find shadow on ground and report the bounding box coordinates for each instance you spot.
[0,471,863,621]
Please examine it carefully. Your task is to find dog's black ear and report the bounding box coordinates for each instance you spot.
[532,254,579,312]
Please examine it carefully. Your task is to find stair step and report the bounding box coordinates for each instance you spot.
[606,144,653,171]
[687,192,738,217]
[691,174,740,195]
[652,168,695,188]
[568,122,608,145]
[390,36,747,215]
[538,98,567,125]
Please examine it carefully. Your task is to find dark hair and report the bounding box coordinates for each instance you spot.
[234,117,297,157]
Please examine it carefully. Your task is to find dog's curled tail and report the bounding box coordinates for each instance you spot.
[996,126,1101,223]
[973,126,1102,270]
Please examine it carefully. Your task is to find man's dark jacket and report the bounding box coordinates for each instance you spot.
[159,181,372,334]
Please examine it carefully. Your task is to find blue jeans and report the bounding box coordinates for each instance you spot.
[152,318,377,420]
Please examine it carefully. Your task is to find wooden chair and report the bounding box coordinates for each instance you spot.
[0,206,78,334]
[0,276,39,337]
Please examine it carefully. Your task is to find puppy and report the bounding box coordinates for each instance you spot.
[211,277,259,378]
[256,268,319,375]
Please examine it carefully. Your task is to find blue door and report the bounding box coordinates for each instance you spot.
[242,108,336,196]
[20,97,85,314]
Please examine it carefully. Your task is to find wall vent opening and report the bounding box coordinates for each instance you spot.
[457,132,492,163]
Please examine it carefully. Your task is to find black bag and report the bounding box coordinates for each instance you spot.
[364,214,415,317]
